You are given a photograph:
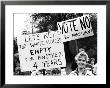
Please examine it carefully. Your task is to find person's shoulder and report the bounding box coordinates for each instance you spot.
[68,70,78,76]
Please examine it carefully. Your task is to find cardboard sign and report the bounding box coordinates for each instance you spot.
[17,31,66,72]
[17,14,94,72]
[57,15,94,42]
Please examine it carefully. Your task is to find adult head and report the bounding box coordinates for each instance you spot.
[75,51,89,69]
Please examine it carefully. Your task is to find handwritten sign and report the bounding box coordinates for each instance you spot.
[57,15,94,42]
[17,31,66,72]
[17,14,94,72]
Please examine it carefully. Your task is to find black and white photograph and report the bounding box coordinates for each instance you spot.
[13,13,97,76]
[4,5,106,84]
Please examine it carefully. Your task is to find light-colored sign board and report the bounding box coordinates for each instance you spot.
[17,15,94,72]
[17,31,66,72]
[57,15,94,42]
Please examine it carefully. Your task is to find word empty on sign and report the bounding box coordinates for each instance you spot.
[30,47,51,55]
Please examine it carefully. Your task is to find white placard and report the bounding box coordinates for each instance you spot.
[57,15,94,42]
[17,31,66,71]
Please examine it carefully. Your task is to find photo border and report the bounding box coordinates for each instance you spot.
[1,0,109,88]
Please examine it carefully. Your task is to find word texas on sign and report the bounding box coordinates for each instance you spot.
[17,31,66,72]
[57,15,94,42]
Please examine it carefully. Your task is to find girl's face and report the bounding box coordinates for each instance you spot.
[77,56,87,68]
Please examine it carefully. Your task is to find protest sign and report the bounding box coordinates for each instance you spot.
[17,31,66,72]
[57,15,94,42]
[17,14,93,72]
